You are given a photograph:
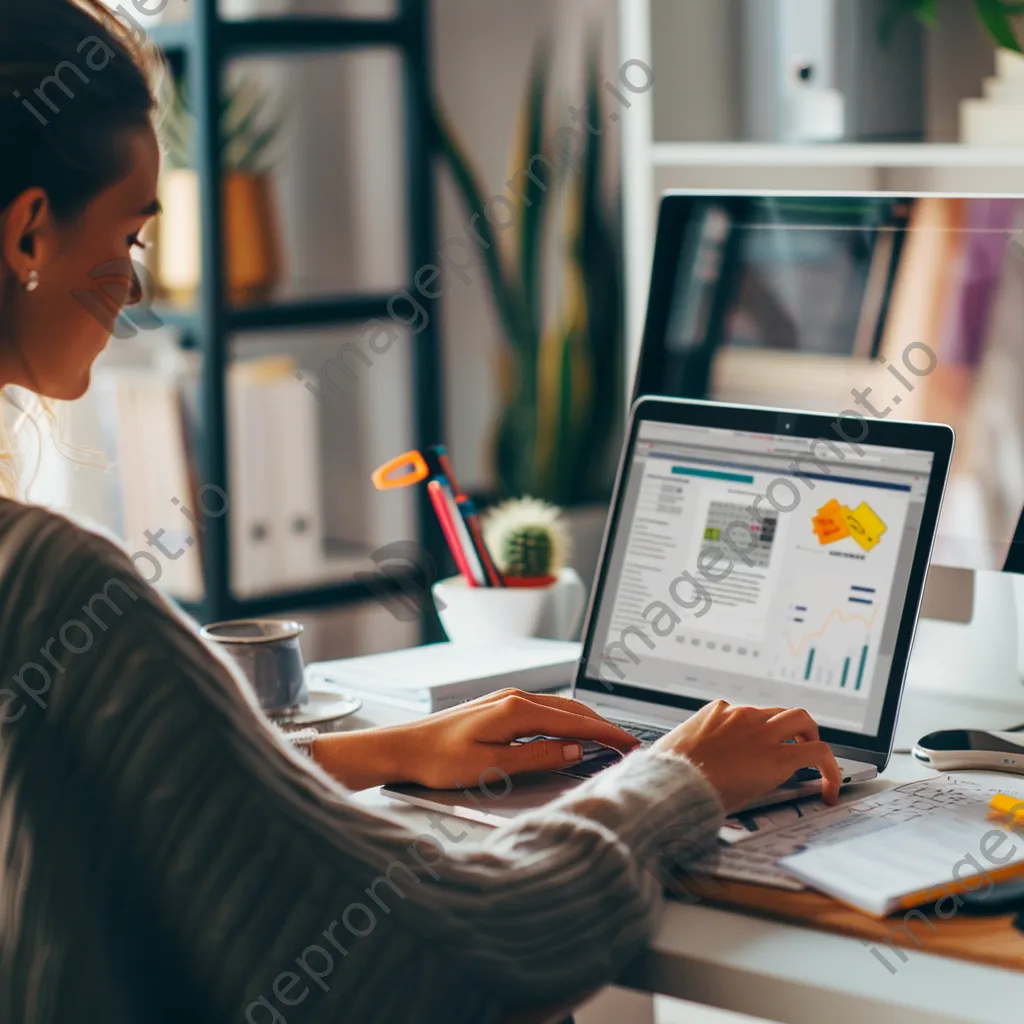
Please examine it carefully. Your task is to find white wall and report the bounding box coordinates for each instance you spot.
[650,0,740,143]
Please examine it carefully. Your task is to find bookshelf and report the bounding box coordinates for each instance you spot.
[618,0,1024,389]
[650,142,1024,168]
[149,4,446,628]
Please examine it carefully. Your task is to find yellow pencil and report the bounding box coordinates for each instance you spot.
[989,792,1024,827]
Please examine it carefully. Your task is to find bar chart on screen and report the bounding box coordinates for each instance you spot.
[774,584,882,694]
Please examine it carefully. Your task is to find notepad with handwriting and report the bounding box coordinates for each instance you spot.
[776,774,1024,917]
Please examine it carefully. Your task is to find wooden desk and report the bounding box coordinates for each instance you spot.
[337,699,1022,1024]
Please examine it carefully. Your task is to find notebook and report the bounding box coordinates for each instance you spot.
[306,639,581,712]
[710,774,1024,917]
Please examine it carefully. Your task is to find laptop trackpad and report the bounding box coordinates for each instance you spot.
[385,771,580,822]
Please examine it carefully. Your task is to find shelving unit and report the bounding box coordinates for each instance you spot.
[650,142,1024,168]
[617,0,1024,385]
[150,4,445,627]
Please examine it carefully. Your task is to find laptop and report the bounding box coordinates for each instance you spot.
[386,396,953,823]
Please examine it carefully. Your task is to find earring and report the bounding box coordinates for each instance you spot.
[24,270,39,293]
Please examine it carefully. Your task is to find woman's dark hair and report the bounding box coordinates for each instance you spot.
[0,0,158,220]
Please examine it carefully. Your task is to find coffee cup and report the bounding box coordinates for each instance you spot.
[199,618,307,715]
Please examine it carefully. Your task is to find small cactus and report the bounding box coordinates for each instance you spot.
[483,496,569,581]
[501,525,554,579]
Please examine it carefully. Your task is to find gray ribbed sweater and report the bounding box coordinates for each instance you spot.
[0,499,723,1023]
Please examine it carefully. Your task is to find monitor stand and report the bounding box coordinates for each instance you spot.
[894,569,1024,752]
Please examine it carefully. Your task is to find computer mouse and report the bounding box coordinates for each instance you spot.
[912,729,1024,774]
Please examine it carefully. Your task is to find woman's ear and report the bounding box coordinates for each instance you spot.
[1,189,53,290]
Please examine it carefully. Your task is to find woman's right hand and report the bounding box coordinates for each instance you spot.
[652,699,842,813]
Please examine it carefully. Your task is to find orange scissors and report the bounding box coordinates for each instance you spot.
[371,449,431,491]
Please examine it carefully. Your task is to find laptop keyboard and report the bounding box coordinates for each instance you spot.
[619,720,670,744]
[617,720,822,784]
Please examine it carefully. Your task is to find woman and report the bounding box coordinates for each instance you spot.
[0,4,841,1023]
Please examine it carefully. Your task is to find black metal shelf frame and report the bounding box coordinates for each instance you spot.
[180,571,421,621]
[156,294,395,333]
[154,4,444,626]
[151,16,404,56]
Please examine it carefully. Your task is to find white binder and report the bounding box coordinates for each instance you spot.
[227,365,277,595]
[267,376,324,586]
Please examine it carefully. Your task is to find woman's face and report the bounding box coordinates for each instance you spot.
[0,125,161,400]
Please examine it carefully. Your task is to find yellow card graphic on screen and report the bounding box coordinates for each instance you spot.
[812,498,886,552]
[842,502,887,552]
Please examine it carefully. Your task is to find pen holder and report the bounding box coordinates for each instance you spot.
[433,567,586,643]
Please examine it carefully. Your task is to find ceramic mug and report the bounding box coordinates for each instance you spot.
[432,567,587,643]
[200,619,307,715]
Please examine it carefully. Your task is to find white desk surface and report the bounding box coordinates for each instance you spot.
[331,696,1021,1024]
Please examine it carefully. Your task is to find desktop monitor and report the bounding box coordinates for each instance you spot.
[633,191,1024,734]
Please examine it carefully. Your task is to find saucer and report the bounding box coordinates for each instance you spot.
[269,692,363,729]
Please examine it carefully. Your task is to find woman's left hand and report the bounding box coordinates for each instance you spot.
[309,689,640,792]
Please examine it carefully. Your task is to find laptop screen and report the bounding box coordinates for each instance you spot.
[580,419,937,737]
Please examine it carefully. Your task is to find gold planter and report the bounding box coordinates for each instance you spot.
[155,169,282,306]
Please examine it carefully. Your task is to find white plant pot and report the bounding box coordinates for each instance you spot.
[433,568,587,643]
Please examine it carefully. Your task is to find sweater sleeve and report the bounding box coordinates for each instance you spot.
[420,748,724,995]
[0,503,724,1024]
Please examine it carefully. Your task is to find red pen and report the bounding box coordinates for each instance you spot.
[428,479,478,586]
[457,496,504,587]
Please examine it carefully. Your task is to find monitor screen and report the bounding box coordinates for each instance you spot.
[635,193,1024,571]
[581,419,937,738]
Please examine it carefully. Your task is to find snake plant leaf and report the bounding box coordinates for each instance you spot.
[434,33,623,504]
[534,325,584,504]
[430,106,528,353]
[535,318,569,497]
[571,33,624,503]
[535,182,594,503]
[432,95,542,498]
[878,0,927,44]
[533,162,576,495]
[534,31,624,504]
[495,389,537,497]
[880,0,1023,49]
[554,329,577,504]
[534,316,559,494]
[563,325,597,505]
[974,0,1023,51]
[513,41,555,350]
[502,41,555,498]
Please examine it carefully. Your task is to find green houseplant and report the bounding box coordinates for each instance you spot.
[482,496,570,586]
[880,0,1024,50]
[431,37,623,508]
[434,496,586,640]
[156,76,284,304]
